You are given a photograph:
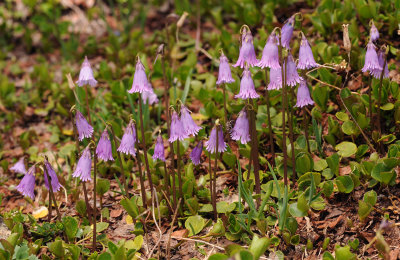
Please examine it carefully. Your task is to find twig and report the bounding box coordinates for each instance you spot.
[166,199,182,260]
[148,188,163,259]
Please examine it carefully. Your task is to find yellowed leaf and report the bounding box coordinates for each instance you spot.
[32,206,49,219]
[126,215,133,224]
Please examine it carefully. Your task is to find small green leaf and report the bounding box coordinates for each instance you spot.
[96,179,110,196]
[335,142,357,157]
[335,176,354,193]
[249,235,271,260]
[335,112,349,121]
[380,103,394,110]
[216,201,236,214]
[185,215,205,236]
[48,240,64,258]
[62,216,78,242]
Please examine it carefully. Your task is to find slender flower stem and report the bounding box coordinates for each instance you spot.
[223,84,228,125]
[287,83,296,181]
[83,84,98,250]
[92,144,98,251]
[249,100,261,205]
[213,126,219,220]
[208,151,216,218]
[163,161,170,199]
[44,165,61,221]
[279,47,289,187]
[108,125,128,196]
[134,123,147,208]
[48,187,52,222]
[264,69,275,165]
[138,94,154,193]
[161,55,176,208]
[176,139,183,201]
[377,57,388,138]
[84,85,92,124]
[70,110,91,223]
[303,107,311,154]
[368,76,373,130]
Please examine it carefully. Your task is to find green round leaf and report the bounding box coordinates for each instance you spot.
[335,141,357,157]
[335,176,354,193]
[185,215,205,236]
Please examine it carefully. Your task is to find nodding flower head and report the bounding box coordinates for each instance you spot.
[10,157,27,175]
[295,80,314,108]
[96,129,114,162]
[180,105,202,136]
[231,109,250,144]
[216,53,235,85]
[362,41,381,73]
[297,33,319,70]
[75,110,94,141]
[117,121,137,156]
[16,166,36,199]
[76,56,98,87]
[44,159,61,192]
[370,49,389,79]
[169,111,189,143]
[128,57,149,94]
[234,28,259,68]
[257,32,281,69]
[142,83,159,105]
[72,147,92,182]
[370,21,379,42]
[190,141,203,166]
[205,125,227,154]
[281,16,295,49]
[267,67,282,90]
[152,135,165,162]
[235,67,259,99]
[286,54,303,87]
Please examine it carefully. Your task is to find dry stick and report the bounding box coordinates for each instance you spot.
[134,123,148,208]
[208,151,216,217]
[338,90,376,153]
[213,126,219,220]
[161,189,174,213]
[264,70,276,165]
[303,107,311,154]
[138,94,154,194]
[148,188,163,259]
[279,48,289,187]
[108,125,128,195]
[338,65,376,153]
[70,110,92,223]
[176,139,183,201]
[166,198,182,260]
